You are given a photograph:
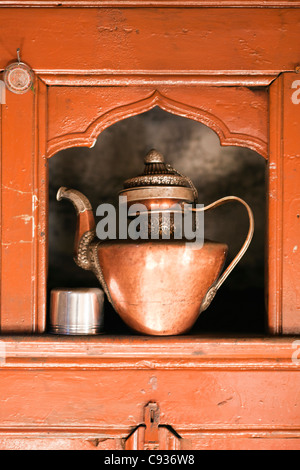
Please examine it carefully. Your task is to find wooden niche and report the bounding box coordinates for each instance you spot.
[0,2,299,451]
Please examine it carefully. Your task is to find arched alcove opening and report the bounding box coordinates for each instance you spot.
[48,107,266,334]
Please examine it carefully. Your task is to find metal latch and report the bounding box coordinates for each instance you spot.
[125,402,181,450]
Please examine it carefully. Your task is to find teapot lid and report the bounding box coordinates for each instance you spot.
[120,149,198,203]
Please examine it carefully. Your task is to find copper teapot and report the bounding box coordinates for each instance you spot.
[57,150,254,335]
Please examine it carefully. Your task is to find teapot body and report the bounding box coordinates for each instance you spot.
[96,239,227,335]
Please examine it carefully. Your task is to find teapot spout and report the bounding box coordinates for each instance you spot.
[56,187,96,270]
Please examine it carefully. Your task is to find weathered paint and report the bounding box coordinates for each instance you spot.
[0,336,299,450]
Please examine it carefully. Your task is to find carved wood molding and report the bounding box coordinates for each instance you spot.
[39,73,277,87]
[0,425,299,444]
[0,336,298,370]
[47,90,267,159]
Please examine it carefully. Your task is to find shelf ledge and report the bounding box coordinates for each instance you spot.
[0,335,299,370]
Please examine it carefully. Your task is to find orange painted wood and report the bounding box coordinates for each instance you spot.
[0,336,299,450]
[2,0,300,6]
[47,85,268,158]
[1,90,35,331]
[0,4,299,334]
[0,437,123,450]
[0,1,300,451]
[268,73,300,334]
[0,78,47,333]
[181,437,300,450]
[1,335,298,369]
[0,8,300,74]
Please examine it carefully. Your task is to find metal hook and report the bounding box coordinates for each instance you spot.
[16,48,21,63]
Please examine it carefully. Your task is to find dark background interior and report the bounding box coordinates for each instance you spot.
[48,108,266,335]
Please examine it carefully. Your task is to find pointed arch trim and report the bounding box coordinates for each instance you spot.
[47,90,267,159]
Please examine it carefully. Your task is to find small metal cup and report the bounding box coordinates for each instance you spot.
[49,288,104,335]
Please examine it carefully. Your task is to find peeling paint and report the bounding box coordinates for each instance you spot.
[149,376,158,391]
[2,185,31,195]
[13,215,33,224]
[89,138,97,149]
[217,396,233,406]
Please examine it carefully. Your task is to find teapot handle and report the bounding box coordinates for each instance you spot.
[198,196,254,312]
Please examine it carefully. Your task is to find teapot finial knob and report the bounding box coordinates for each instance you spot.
[144,149,165,164]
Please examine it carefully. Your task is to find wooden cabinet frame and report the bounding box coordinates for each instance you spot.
[0,2,299,449]
[1,10,299,334]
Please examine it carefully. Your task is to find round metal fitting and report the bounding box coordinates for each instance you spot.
[3,62,34,94]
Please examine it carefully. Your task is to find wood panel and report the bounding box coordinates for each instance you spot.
[0,336,299,450]
[0,8,300,74]
[268,72,300,334]
[0,78,47,333]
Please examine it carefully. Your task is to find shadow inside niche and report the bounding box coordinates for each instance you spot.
[48,107,266,336]
[93,288,266,336]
